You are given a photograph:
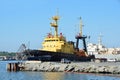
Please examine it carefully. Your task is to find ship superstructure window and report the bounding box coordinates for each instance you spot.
[45,39,59,42]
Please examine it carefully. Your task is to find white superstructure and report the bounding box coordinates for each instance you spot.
[87,34,120,60]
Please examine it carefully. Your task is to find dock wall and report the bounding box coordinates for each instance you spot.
[7,61,120,74]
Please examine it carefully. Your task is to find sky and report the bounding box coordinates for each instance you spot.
[0,0,120,52]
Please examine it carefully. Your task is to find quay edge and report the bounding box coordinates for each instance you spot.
[7,61,120,74]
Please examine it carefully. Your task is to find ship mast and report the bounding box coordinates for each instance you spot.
[79,17,84,36]
[50,14,59,37]
[76,17,88,53]
[98,33,102,45]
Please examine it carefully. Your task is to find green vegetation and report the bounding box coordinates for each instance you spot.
[0,51,16,57]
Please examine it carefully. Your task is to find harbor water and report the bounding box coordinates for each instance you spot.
[0,61,120,80]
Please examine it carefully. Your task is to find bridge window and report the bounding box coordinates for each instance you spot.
[45,39,60,42]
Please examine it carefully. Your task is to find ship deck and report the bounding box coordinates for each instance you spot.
[22,49,95,61]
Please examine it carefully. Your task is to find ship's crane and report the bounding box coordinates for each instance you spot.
[75,17,87,54]
[16,44,30,60]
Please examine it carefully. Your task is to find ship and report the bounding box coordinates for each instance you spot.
[16,14,95,61]
[87,34,120,61]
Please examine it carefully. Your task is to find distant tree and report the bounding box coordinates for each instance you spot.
[0,51,16,56]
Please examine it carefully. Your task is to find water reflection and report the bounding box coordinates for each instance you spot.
[41,72,64,80]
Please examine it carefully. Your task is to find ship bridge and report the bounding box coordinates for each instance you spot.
[41,15,74,54]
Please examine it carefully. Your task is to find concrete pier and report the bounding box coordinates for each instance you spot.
[12,61,120,74]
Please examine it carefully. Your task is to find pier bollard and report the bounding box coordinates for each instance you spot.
[13,63,16,71]
[13,63,19,71]
[16,63,20,71]
[15,63,20,71]
[7,63,11,71]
